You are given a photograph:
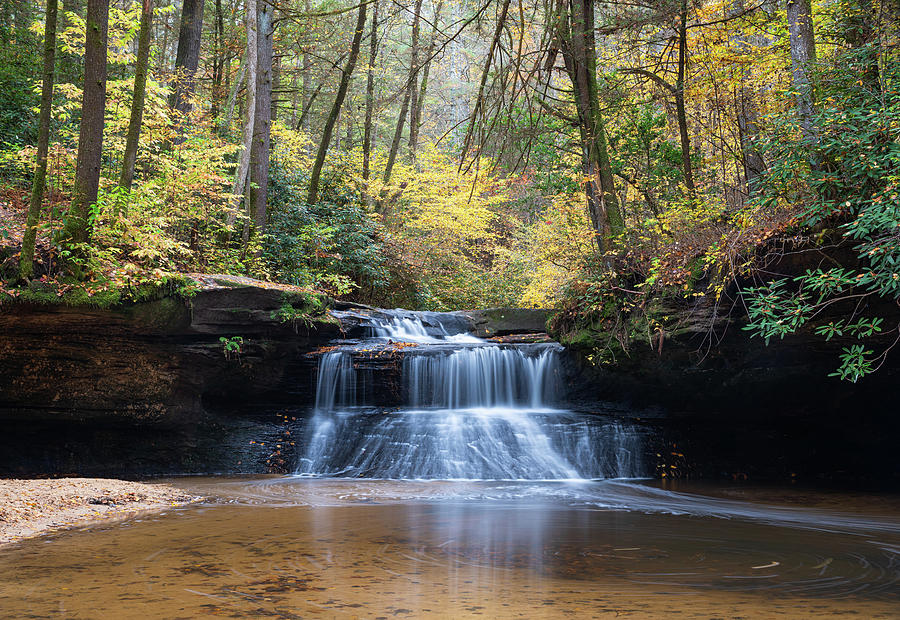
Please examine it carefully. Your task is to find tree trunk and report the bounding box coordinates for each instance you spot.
[226,0,257,231]
[786,0,816,138]
[289,54,300,129]
[383,0,425,186]
[296,79,323,131]
[60,0,108,251]
[557,0,623,251]
[220,49,246,135]
[382,87,411,186]
[675,0,696,195]
[302,0,311,150]
[249,0,273,233]
[404,0,423,161]
[210,0,224,118]
[362,0,379,182]
[156,0,169,75]
[19,0,58,280]
[408,0,443,160]
[168,0,205,144]
[118,0,153,193]
[307,0,366,205]
[730,0,765,196]
[271,51,281,124]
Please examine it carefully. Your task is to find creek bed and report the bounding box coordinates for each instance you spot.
[0,476,897,618]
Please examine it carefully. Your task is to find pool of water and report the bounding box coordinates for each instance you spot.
[1,477,898,618]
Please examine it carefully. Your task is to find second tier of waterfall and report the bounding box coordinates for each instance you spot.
[296,311,644,480]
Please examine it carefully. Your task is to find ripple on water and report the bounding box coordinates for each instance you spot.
[1,477,898,618]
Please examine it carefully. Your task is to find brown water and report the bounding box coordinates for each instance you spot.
[1,477,898,618]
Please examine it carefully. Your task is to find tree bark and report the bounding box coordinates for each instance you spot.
[168,0,205,144]
[408,0,443,160]
[249,0,273,232]
[307,0,366,205]
[786,0,816,138]
[19,0,58,280]
[382,86,412,186]
[226,0,257,231]
[220,49,246,135]
[210,0,224,118]
[731,0,765,194]
[557,0,623,251]
[383,0,425,186]
[404,0,423,161]
[156,0,169,75]
[302,0,311,151]
[271,51,281,124]
[362,0,379,182]
[675,0,696,195]
[289,54,300,129]
[118,0,153,193]
[60,0,108,251]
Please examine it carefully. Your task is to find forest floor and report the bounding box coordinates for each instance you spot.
[0,478,202,546]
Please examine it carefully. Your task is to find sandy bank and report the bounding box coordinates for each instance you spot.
[0,478,201,546]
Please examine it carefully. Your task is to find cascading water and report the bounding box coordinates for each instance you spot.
[297,311,644,480]
[403,346,561,409]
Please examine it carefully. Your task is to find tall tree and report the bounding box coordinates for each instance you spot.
[731,0,765,195]
[675,0,695,194]
[554,0,623,250]
[210,0,224,118]
[249,0,273,232]
[19,0,58,280]
[404,0,424,161]
[59,0,108,251]
[119,0,154,192]
[362,0,379,182]
[301,0,311,152]
[383,0,423,186]
[220,49,247,135]
[307,0,366,205]
[408,0,443,159]
[786,0,816,137]
[168,0,205,143]
[226,0,257,232]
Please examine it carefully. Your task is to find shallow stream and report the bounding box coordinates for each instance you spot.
[1,477,899,617]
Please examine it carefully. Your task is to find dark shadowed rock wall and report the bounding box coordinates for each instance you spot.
[558,292,900,487]
[0,279,340,475]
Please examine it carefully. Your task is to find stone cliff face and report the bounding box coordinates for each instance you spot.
[2,273,897,485]
[556,291,900,485]
[0,277,340,475]
[0,289,558,476]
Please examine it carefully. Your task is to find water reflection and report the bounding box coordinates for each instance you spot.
[0,478,898,618]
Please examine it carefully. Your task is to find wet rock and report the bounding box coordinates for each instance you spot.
[461,308,553,337]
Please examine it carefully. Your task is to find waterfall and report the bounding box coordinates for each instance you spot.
[313,351,356,412]
[371,310,484,344]
[403,346,561,409]
[297,312,645,480]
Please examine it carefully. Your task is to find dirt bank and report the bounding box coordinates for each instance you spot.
[0,478,202,546]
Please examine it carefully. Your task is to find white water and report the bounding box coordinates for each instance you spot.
[404,346,561,409]
[297,311,644,480]
[373,312,484,344]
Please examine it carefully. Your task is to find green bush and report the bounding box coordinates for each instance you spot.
[263,163,390,297]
